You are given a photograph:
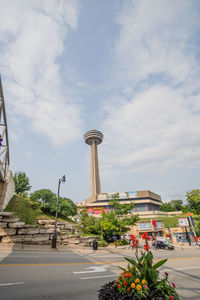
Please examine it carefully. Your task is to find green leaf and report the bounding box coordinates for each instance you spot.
[125,257,139,269]
[143,259,148,280]
[118,266,127,272]
[152,259,168,270]
[146,251,153,266]
[138,253,145,264]
[147,268,159,284]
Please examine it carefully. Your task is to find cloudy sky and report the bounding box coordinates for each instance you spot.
[0,0,200,203]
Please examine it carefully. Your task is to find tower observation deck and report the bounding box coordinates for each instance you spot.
[84,129,103,200]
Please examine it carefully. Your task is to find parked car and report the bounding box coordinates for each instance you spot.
[156,240,175,250]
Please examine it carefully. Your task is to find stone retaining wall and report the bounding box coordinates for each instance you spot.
[0,212,96,247]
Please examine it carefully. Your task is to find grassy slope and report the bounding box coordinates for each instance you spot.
[5,194,75,224]
[141,214,200,228]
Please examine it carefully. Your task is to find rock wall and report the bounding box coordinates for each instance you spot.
[0,212,96,247]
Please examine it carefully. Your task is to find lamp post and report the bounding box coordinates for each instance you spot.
[52,175,66,248]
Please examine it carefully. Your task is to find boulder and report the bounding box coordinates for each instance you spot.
[9,222,25,228]
[3,218,20,223]
[18,228,39,235]
[24,235,34,242]
[1,235,25,243]
[0,212,13,216]
[31,234,50,242]
[0,222,7,228]
[44,224,54,228]
[37,220,55,225]
[0,228,16,236]
[24,224,37,228]
[39,228,54,234]
[68,235,79,238]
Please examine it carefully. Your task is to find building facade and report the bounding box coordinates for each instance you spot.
[79,190,162,218]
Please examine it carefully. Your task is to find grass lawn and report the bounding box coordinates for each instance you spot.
[140,214,200,228]
[5,194,75,224]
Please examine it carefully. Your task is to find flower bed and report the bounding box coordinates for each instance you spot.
[98,234,179,300]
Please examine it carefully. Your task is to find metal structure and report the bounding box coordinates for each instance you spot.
[0,77,10,182]
[84,129,103,198]
[52,175,66,248]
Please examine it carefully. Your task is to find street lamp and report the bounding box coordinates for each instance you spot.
[52,175,66,248]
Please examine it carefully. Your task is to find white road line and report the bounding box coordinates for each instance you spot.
[80,275,116,280]
[0,282,24,287]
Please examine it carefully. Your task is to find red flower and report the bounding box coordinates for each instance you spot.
[142,233,147,239]
[127,287,130,292]
[123,281,128,287]
[169,296,174,300]
[172,283,176,288]
[142,232,151,240]
[132,242,137,248]
[144,244,150,251]
[164,272,168,277]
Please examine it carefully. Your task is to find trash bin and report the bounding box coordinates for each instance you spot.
[92,239,98,250]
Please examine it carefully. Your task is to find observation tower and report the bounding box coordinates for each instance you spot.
[84,129,103,201]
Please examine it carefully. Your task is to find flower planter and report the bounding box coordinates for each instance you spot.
[98,234,179,300]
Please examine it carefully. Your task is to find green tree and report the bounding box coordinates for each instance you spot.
[160,202,175,212]
[186,190,200,214]
[170,200,183,211]
[195,222,200,237]
[13,172,32,197]
[100,195,139,240]
[30,189,77,217]
[79,210,100,235]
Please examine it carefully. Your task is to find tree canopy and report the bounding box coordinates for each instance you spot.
[100,196,139,239]
[186,190,200,215]
[79,195,139,240]
[30,189,77,217]
[160,202,175,212]
[13,172,32,197]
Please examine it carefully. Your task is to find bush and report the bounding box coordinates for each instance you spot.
[98,239,108,247]
[5,195,42,224]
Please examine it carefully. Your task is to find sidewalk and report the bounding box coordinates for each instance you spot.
[0,242,199,253]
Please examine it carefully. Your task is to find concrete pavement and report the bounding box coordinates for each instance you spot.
[0,244,199,299]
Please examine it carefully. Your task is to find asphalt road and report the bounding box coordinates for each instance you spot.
[0,247,199,300]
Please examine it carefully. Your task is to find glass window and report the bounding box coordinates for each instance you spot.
[136,203,147,212]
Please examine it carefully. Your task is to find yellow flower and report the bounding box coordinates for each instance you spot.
[136,284,142,291]
[135,278,140,284]
[131,282,135,289]
[142,279,146,284]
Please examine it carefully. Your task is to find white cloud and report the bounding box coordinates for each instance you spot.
[114,0,199,88]
[100,0,200,179]
[0,0,81,146]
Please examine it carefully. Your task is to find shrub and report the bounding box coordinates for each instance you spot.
[5,195,42,224]
[98,239,108,247]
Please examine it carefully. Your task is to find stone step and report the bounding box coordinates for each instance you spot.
[0,228,17,236]
[8,222,25,228]
[0,212,13,216]
[2,217,20,223]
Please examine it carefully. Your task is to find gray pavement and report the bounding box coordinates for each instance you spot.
[0,245,199,299]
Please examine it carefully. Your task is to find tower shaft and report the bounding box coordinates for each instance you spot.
[90,141,101,197]
[84,129,103,201]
